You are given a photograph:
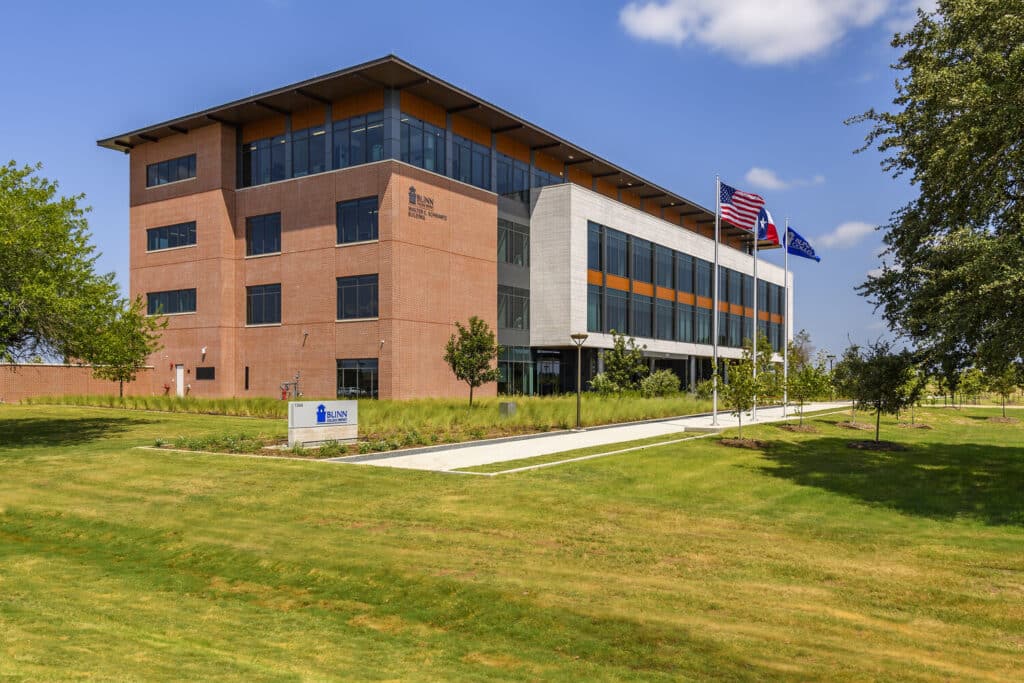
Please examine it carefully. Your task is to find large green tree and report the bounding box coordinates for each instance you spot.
[1,162,124,363]
[848,1,1024,370]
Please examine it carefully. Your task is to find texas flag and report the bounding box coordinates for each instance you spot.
[756,207,780,245]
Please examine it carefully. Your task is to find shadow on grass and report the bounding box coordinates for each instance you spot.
[0,416,151,450]
[760,437,1024,526]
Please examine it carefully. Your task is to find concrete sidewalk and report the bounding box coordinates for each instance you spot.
[334,401,848,473]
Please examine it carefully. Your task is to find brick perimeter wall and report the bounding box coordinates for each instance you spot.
[0,365,155,403]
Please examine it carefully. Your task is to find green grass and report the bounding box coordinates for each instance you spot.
[23,393,714,452]
[2,404,1022,680]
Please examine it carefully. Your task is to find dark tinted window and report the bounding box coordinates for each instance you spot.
[147,221,196,251]
[587,285,602,333]
[496,153,529,195]
[632,238,652,283]
[147,288,196,315]
[678,304,695,342]
[292,125,327,177]
[498,219,529,266]
[246,284,281,325]
[246,213,281,256]
[655,298,674,340]
[146,154,196,187]
[337,358,378,399]
[695,259,712,297]
[632,294,653,338]
[676,254,694,293]
[655,245,674,289]
[587,221,603,271]
[195,367,215,380]
[497,285,529,330]
[400,114,445,173]
[337,275,378,319]
[336,197,379,244]
[606,288,628,334]
[605,229,628,277]
[452,134,490,190]
[332,111,385,170]
[241,136,286,187]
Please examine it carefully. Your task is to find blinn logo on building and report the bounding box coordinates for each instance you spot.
[408,185,434,210]
[316,403,349,425]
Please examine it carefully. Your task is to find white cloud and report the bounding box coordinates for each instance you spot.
[818,221,877,248]
[745,167,825,191]
[866,267,884,278]
[619,0,891,64]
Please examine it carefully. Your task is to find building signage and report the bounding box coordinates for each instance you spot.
[288,400,358,446]
[408,185,448,221]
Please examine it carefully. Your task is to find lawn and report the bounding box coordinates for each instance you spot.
[1,404,1022,680]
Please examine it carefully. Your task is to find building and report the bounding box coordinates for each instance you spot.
[98,55,791,400]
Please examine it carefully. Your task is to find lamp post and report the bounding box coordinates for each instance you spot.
[827,354,836,401]
[570,332,589,431]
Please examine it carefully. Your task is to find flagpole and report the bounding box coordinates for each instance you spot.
[783,218,790,417]
[712,175,720,427]
[752,221,759,422]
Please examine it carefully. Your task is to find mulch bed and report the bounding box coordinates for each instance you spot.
[988,416,1020,424]
[896,423,933,430]
[778,424,818,433]
[847,440,907,452]
[836,421,873,431]
[719,438,770,450]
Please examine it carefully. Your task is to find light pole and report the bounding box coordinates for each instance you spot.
[570,332,589,431]
[827,354,836,401]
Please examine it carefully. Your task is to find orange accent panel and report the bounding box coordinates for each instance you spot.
[292,105,326,131]
[495,136,529,162]
[696,296,712,309]
[400,91,446,128]
[770,314,784,324]
[534,151,562,176]
[242,117,286,143]
[759,311,770,321]
[620,190,641,209]
[605,274,630,292]
[332,89,385,120]
[719,301,730,312]
[452,115,490,146]
[568,166,592,188]
[743,307,754,317]
[646,203,662,219]
[596,178,617,199]
[587,270,604,286]
[730,304,744,315]
[677,292,696,305]
[655,286,675,301]
[633,281,654,297]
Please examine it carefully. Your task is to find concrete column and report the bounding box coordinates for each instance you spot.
[383,88,401,161]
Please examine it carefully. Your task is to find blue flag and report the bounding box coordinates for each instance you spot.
[786,227,820,262]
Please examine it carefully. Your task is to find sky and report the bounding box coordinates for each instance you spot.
[0,0,933,358]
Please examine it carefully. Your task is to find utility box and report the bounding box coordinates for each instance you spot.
[288,400,358,447]
[499,401,517,417]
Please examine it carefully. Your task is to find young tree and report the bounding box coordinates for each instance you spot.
[959,368,985,406]
[791,328,814,366]
[720,356,758,440]
[849,2,1024,371]
[787,351,830,425]
[831,344,864,422]
[602,330,648,393]
[849,341,919,443]
[92,297,166,397]
[745,331,781,406]
[985,364,1020,418]
[1,162,124,363]
[443,316,500,406]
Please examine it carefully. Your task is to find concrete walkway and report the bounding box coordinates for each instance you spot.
[333,401,848,473]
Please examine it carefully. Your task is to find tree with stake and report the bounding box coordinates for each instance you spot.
[849,341,918,443]
[92,297,166,397]
[720,352,760,440]
[832,344,864,423]
[443,316,500,406]
[985,364,1020,418]
[787,349,830,426]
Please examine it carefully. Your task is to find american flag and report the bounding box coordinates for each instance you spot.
[719,181,765,232]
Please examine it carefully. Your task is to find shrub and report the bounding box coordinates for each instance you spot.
[694,378,715,400]
[640,369,680,398]
[588,373,619,396]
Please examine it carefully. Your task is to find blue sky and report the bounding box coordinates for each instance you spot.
[0,0,928,357]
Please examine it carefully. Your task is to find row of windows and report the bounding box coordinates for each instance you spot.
[147,275,379,325]
[146,221,196,251]
[497,218,529,267]
[236,110,570,193]
[587,284,784,351]
[146,154,196,187]
[588,220,785,312]
[497,285,529,330]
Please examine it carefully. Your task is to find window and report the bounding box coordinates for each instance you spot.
[195,367,215,380]
[606,288,628,334]
[336,197,379,244]
[496,153,529,195]
[401,114,445,173]
[655,245,674,289]
[532,168,562,188]
[246,213,281,256]
[587,221,603,271]
[246,284,281,325]
[632,238,652,283]
[587,285,602,333]
[719,312,729,346]
[695,259,712,297]
[498,346,535,395]
[655,298,674,340]
[632,294,653,338]
[333,111,385,170]
[758,280,768,311]
[605,228,628,277]
[498,219,529,266]
[695,307,712,344]
[146,154,195,187]
[147,288,196,315]
[728,269,743,306]
[292,125,327,177]
[337,358,378,399]
[742,274,753,308]
[676,254,694,293]
[241,135,286,187]
[337,275,378,320]
[728,313,742,347]
[452,134,491,190]
[678,303,695,342]
[146,221,196,251]
[497,285,529,330]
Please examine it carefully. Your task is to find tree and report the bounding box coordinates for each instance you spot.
[748,331,781,405]
[831,344,864,422]
[848,341,919,443]
[985,364,1021,418]
[720,355,758,439]
[443,316,500,406]
[959,367,986,406]
[92,297,166,397]
[848,2,1024,371]
[787,350,830,425]
[1,162,125,363]
[602,330,648,392]
[790,329,814,366]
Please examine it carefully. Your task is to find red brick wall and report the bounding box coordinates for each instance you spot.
[0,365,154,403]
